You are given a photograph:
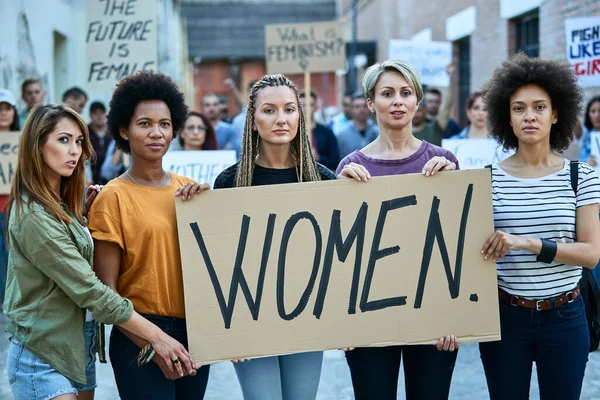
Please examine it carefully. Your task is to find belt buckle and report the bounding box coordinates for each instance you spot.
[566,291,574,303]
[536,300,544,311]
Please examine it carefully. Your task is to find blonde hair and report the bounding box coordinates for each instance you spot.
[7,103,93,226]
[362,60,424,103]
[235,74,321,187]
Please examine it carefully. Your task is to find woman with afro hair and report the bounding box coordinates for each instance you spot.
[88,71,209,399]
[479,53,600,399]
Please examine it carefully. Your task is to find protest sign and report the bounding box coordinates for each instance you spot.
[86,0,158,91]
[442,139,513,170]
[177,169,500,364]
[565,17,600,87]
[265,21,345,74]
[162,150,236,187]
[388,40,452,87]
[0,132,19,195]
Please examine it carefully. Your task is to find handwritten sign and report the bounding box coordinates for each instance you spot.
[388,40,452,87]
[442,139,513,170]
[177,170,500,364]
[265,21,345,74]
[590,132,600,173]
[86,0,158,91]
[565,17,600,87]
[162,150,236,187]
[0,132,20,195]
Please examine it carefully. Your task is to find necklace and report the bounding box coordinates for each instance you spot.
[126,170,169,188]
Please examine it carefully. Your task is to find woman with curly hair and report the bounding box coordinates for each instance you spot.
[177,74,334,400]
[479,53,600,399]
[179,111,219,151]
[88,71,209,399]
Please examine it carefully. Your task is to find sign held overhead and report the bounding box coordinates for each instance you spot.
[265,21,346,74]
[177,169,500,364]
[86,0,158,91]
[388,40,452,87]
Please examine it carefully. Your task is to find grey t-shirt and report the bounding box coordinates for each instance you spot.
[336,140,459,177]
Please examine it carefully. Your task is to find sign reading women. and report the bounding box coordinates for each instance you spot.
[86,0,158,91]
[177,169,500,364]
[565,17,600,86]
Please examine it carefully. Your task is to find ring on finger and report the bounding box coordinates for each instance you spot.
[172,358,179,364]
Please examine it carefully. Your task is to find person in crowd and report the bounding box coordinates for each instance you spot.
[424,86,461,138]
[0,88,19,306]
[299,90,340,171]
[4,103,197,400]
[88,71,210,400]
[62,87,88,115]
[337,92,379,159]
[330,92,354,136]
[179,111,219,151]
[218,96,233,123]
[231,80,258,140]
[451,92,488,139]
[88,101,112,184]
[0,89,20,132]
[478,53,600,400]
[177,74,335,400]
[412,65,456,146]
[579,96,600,166]
[99,140,128,182]
[336,59,460,400]
[200,92,240,156]
[20,79,45,126]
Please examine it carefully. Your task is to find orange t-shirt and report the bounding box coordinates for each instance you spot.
[88,173,194,318]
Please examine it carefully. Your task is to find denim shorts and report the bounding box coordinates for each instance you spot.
[72,320,98,392]
[8,337,78,400]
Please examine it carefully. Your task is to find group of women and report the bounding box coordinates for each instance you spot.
[3,52,600,400]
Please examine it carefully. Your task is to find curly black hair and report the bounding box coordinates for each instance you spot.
[482,53,583,152]
[107,71,188,153]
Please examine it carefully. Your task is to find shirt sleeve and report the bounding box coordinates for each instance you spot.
[15,211,133,325]
[88,190,125,249]
[577,162,600,208]
[335,154,354,176]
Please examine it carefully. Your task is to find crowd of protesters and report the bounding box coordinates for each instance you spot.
[0,51,599,400]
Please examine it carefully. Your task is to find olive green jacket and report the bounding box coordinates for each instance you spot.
[3,198,133,384]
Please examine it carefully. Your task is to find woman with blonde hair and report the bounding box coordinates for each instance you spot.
[4,103,197,400]
[177,74,335,400]
[336,59,460,400]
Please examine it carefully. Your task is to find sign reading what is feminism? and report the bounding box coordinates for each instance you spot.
[565,17,600,87]
[177,169,500,364]
[86,0,158,91]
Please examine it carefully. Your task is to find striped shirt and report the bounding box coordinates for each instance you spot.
[491,160,600,299]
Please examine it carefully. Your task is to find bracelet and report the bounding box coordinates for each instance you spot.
[536,239,557,263]
[136,343,156,367]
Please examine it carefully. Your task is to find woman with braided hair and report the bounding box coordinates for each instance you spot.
[176,74,333,400]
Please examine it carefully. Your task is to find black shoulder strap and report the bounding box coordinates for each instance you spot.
[570,160,579,195]
[485,164,492,169]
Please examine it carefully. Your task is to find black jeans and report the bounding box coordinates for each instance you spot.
[109,314,210,400]
[345,345,457,400]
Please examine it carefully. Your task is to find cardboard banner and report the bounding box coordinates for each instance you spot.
[86,0,158,91]
[442,139,513,170]
[0,132,19,195]
[162,150,236,187]
[565,17,600,87]
[265,21,345,74]
[177,169,500,364]
[388,40,452,87]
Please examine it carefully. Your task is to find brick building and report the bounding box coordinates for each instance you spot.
[342,0,600,126]
[182,0,339,113]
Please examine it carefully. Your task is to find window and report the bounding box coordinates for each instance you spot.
[456,36,471,128]
[512,10,539,57]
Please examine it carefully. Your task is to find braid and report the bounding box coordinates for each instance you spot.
[235,74,321,187]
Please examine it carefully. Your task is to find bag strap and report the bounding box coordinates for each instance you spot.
[570,160,579,195]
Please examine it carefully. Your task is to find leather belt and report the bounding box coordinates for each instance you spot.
[498,285,580,311]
